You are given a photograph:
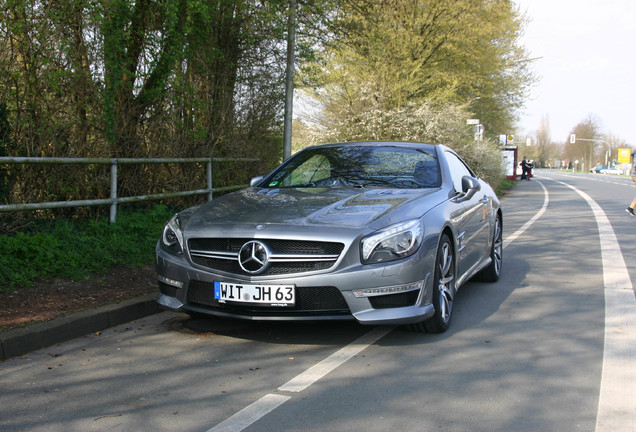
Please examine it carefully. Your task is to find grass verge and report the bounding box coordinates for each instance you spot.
[0,205,177,292]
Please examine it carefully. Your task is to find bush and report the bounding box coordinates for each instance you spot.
[454,138,507,191]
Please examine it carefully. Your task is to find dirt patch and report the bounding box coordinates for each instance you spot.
[0,265,157,332]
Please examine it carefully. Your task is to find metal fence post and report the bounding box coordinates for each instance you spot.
[110,159,118,223]
[207,158,213,201]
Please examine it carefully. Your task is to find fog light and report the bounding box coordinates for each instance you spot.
[352,281,422,298]
[158,275,184,288]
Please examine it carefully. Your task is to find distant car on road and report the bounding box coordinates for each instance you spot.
[155,141,503,333]
[591,164,621,175]
[600,167,621,175]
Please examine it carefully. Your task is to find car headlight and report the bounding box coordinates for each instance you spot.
[159,205,200,255]
[361,219,423,264]
[160,214,186,255]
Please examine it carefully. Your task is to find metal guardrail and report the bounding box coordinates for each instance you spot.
[0,157,260,222]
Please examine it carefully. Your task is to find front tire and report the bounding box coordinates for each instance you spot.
[408,233,455,333]
[475,213,502,282]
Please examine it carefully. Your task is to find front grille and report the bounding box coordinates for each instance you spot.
[190,238,343,255]
[186,280,350,315]
[188,238,345,277]
[369,289,420,309]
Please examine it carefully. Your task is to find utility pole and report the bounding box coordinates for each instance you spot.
[282,0,297,162]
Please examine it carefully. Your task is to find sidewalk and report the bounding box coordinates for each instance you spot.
[0,294,160,361]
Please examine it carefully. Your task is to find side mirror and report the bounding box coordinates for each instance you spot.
[461,176,481,200]
[250,176,264,187]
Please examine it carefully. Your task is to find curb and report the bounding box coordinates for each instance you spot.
[0,294,160,361]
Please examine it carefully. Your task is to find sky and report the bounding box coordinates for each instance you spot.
[513,0,636,146]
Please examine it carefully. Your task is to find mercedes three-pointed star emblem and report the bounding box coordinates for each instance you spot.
[238,241,270,274]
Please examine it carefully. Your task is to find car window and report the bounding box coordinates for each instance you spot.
[445,151,474,193]
[265,145,441,189]
[278,154,331,187]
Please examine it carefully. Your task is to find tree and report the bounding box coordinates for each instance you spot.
[535,115,552,167]
[564,115,602,172]
[295,0,533,186]
[0,0,315,210]
[301,0,535,139]
[102,0,188,157]
[604,133,628,165]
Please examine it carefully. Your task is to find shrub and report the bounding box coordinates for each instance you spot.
[0,205,177,292]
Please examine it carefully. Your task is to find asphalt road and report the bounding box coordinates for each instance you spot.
[0,169,634,432]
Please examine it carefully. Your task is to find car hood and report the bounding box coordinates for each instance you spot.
[185,187,442,233]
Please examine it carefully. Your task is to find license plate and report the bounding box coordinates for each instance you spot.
[214,282,295,306]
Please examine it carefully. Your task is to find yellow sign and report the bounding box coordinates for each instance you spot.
[618,148,631,164]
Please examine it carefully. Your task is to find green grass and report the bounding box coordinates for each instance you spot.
[0,205,178,292]
[495,178,517,196]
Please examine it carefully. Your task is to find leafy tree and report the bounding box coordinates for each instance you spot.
[295,0,532,186]
[564,115,602,172]
[101,0,188,157]
[301,0,534,138]
[0,0,330,212]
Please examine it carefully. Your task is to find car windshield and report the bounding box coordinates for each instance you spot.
[264,145,441,189]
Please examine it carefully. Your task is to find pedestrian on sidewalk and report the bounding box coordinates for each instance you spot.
[520,157,532,181]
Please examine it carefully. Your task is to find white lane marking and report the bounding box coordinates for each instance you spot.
[278,325,394,392]
[502,179,549,250]
[206,394,290,432]
[207,326,394,431]
[550,179,636,432]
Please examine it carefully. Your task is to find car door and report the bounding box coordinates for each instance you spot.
[445,151,491,279]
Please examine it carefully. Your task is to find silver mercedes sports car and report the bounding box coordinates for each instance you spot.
[155,141,502,332]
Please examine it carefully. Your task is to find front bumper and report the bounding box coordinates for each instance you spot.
[155,243,437,326]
